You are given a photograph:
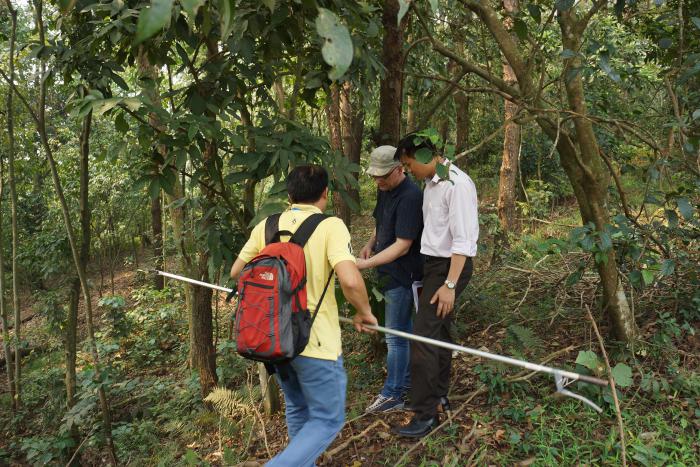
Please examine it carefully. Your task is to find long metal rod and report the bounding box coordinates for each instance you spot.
[151,269,608,389]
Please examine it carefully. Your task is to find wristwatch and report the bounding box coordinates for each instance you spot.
[444,279,456,290]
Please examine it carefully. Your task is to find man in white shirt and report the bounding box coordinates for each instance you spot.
[392,133,479,438]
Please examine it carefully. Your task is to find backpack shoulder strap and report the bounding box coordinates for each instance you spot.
[289,213,331,248]
[265,213,294,245]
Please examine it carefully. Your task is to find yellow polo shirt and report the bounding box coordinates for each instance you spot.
[237,204,355,361]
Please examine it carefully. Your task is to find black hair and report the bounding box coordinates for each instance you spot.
[394,132,437,161]
[286,164,329,203]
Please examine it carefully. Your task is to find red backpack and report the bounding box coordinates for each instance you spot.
[234,212,333,364]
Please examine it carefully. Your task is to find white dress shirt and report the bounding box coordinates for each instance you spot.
[421,162,479,258]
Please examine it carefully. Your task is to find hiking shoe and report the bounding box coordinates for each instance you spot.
[365,394,405,413]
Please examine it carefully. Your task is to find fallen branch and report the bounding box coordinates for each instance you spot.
[325,419,390,458]
[585,306,627,467]
[393,387,485,466]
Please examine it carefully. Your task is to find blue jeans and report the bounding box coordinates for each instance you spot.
[266,356,347,467]
[380,286,413,399]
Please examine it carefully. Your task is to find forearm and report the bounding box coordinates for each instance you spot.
[363,238,411,268]
[230,257,247,280]
[446,254,467,283]
[335,260,372,315]
[342,280,373,316]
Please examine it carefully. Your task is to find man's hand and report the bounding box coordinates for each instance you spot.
[356,257,371,270]
[353,310,378,333]
[430,285,456,318]
[358,243,373,260]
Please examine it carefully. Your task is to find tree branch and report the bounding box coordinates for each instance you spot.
[417,67,469,129]
[414,7,518,97]
[0,68,40,126]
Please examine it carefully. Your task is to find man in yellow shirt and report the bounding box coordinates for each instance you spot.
[230,165,377,466]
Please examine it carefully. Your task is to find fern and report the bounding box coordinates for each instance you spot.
[204,387,255,419]
[506,324,543,355]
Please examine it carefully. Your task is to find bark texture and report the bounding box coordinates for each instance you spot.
[378,0,406,145]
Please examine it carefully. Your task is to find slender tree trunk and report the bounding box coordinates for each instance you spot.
[557,12,635,342]
[458,0,636,342]
[136,49,165,290]
[0,159,16,406]
[378,0,406,145]
[406,93,416,134]
[30,1,117,462]
[454,69,470,158]
[151,193,164,289]
[496,0,521,240]
[327,84,343,153]
[4,0,21,410]
[336,81,364,226]
[66,110,92,411]
[327,84,346,220]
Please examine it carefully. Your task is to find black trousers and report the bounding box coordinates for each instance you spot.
[409,255,473,419]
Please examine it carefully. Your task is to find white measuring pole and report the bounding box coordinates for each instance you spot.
[150,269,608,392]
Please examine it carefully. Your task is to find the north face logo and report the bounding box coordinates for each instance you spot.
[258,272,274,281]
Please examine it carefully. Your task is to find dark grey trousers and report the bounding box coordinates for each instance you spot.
[409,255,473,419]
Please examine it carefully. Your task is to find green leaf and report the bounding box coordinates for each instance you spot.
[692,17,700,30]
[560,49,576,59]
[415,147,433,164]
[148,178,161,200]
[658,37,673,49]
[677,197,694,220]
[262,0,276,13]
[134,0,174,45]
[599,231,612,251]
[566,268,583,287]
[692,109,700,120]
[611,363,632,387]
[555,0,574,12]
[436,164,450,180]
[122,98,142,111]
[428,0,438,12]
[660,259,675,276]
[599,55,620,82]
[398,0,410,26]
[513,18,528,41]
[641,269,654,286]
[576,351,601,372]
[180,0,204,18]
[58,0,77,15]
[527,4,541,24]
[184,449,198,466]
[114,112,129,133]
[219,0,235,40]
[316,8,354,81]
[92,98,122,117]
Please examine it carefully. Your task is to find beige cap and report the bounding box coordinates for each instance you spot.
[366,145,400,177]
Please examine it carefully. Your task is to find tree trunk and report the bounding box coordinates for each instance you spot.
[458,0,636,342]
[31,1,117,462]
[65,109,92,411]
[136,48,165,290]
[0,159,15,405]
[5,0,21,410]
[454,69,470,158]
[337,81,364,226]
[557,12,635,342]
[497,0,521,239]
[406,93,416,134]
[191,264,217,396]
[378,0,406,145]
[327,84,347,221]
[151,192,164,289]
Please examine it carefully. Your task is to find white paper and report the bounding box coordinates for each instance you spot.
[412,281,423,313]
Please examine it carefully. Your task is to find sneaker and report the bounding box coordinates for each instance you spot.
[365,394,405,413]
